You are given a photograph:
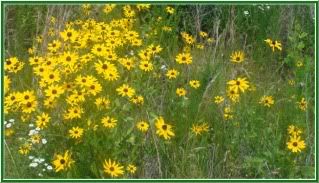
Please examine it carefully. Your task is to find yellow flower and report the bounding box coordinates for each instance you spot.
[214,96,224,104]
[264,38,282,52]
[139,61,153,72]
[191,122,209,136]
[95,97,111,110]
[52,150,75,172]
[127,164,137,174]
[130,95,144,105]
[189,80,200,89]
[116,84,135,98]
[287,135,306,153]
[176,88,187,97]
[199,31,208,38]
[227,88,240,103]
[69,126,84,139]
[166,6,175,14]
[297,98,307,111]
[36,113,51,129]
[296,61,303,67]
[259,95,275,107]
[227,77,250,93]
[166,69,179,79]
[155,116,175,140]
[136,121,149,132]
[63,106,84,120]
[101,116,117,128]
[230,51,245,63]
[224,107,233,120]
[18,143,32,155]
[103,159,124,177]
[175,52,192,65]
[60,28,78,42]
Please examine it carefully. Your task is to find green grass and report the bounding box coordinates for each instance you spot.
[3,4,315,179]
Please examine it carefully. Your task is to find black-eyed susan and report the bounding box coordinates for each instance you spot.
[52,150,75,172]
[176,88,187,97]
[95,97,111,109]
[230,51,245,63]
[227,88,240,103]
[191,122,209,136]
[166,6,175,14]
[214,96,224,104]
[101,116,117,128]
[287,135,306,153]
[36,113,51,129]
[189,80,200,89]
[264,38,282,52]
[136,121,149,132]
[155,116,175,140]
[227,77,250,93]
[45,85,64,99]
[297,98,307,111]
[130,95,144,105]
[259,95,275,107]
[166,69,179,79]
[126,164,137,174]
[116,84,135,98]
[18,143,32,155]
[103,159,124,177]
[175,52,192,65]
[69,126,84,139]
[139,61,153,72]
[63,106,83,120]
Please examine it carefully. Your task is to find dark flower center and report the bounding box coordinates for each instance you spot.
[162,125,167,130]
[52,89,57,94]
[110,167,115,171]
[60,159,66,164]
[67,32,72,37]
[66,56,72,62]
[293,142,298,147]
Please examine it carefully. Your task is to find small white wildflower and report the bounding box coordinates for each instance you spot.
[29,124,34,128]
[33,158,40,163]
[47,165,53,170]
[39,158,45,163]
[38,173,43,177]
[266,5,270,9]
[6,123,12,128]
[4,121,7,125]
[9,119,15,123]
[42,169,46,172]
[28,156,34,160]
[244,11,249,15]
[28,129,38,136]
[42,139,47,144]
[160,65,167,71]
[35,127,41,131]
[44,163,48,166]
[29,162,38,167]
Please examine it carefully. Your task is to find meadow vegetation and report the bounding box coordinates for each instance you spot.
[3,4,316,179]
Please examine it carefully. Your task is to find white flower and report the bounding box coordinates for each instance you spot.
[4,121,7,125]
[160,65,167,71]
[33,158,40,163]
[29,124,34,127]
[28,129,38,136]
[47,165,53,170]
[29,162,38,167]
[35,127,41,131]
[28,156,34,160]
[6,123,12,128]
[44,163,48,166]
[9,119,15,123]
[38,173,43,177]
[42,169,46,172]
[42,139,47,144]
[266,5,270,9]
[244,11,249,15]
[39,158,45,163]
